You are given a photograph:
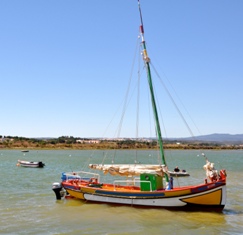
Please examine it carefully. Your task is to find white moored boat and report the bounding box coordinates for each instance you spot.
[17,160,45,168]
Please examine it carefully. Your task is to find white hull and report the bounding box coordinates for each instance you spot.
[168,171,190,177]
[19,164,40,168]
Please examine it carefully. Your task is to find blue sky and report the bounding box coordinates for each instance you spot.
[1,0,243,138]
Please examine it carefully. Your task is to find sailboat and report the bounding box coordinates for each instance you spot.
[52,0,227,211]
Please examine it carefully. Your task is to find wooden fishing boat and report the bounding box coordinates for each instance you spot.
[52,0,227,211]
[53,165,226,211]
[17,160,45,168]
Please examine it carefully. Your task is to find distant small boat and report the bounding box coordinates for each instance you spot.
[17,160,45,168]
[21,150,29,153]
[168,171,190,177]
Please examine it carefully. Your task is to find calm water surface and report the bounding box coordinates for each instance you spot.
[0,149,242,235]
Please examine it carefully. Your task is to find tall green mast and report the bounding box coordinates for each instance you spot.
[138,0,169,183]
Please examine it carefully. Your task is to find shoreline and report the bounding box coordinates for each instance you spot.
[1,145,243,151]
[1,136,243,150]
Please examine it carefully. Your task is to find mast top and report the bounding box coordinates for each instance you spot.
[138,0,144,30]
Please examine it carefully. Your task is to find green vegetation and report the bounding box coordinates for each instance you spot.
[1,135,243,150]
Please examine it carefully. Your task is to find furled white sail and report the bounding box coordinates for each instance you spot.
[89,164,168,177]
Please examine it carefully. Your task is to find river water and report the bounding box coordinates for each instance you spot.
[0,149,242,235]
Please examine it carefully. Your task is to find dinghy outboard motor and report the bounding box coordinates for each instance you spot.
[38,161,45,167]
[52,182,65,200]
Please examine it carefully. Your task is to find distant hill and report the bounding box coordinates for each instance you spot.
[172,133,243,143]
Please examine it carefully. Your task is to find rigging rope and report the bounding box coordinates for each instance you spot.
[150,62,196,139]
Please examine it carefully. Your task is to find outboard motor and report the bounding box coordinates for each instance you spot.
[52,182,65,200]
[38,161,45,167]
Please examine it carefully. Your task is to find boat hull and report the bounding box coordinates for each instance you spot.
[168,171,190,177]
[62,180,226,211]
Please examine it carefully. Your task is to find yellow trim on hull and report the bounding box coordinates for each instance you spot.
[163,189,191,197]
[80,187,97,194]
[181,188,222,205]
[66,189,85,200]
[66,186,97,200]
